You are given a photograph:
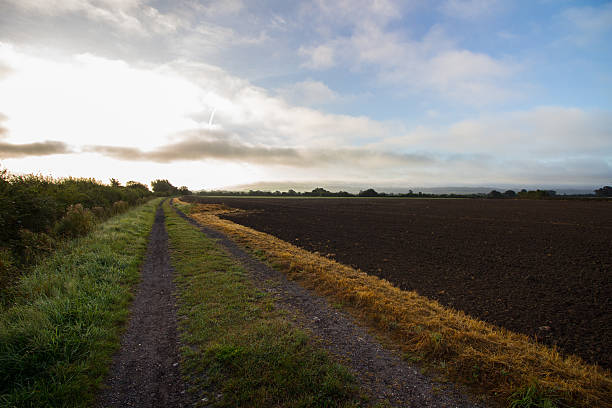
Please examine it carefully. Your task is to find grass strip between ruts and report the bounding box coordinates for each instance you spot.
[179,200,612,408]
[163,200,363,407]
[0,198,162,407]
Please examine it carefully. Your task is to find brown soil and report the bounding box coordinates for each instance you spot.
[97,202,194,407]
[183,196,612,370]
[173,202,486,407]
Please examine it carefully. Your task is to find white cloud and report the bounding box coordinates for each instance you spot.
[559,3,612,45]
[303,23,520,104]
[298,45,335,69]
[377,106,612,159]
[306,0,401,26]
[188,0,245,17]
[438,0,502,20]
[0,44,393,160]
[4,0,187,36]
[276,80,339,106]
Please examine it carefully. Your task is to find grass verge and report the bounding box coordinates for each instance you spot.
[180,201,612,408]
[164,200,361,407]
[0,198,162,407]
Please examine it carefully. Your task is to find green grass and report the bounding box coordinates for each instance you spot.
[508,384,559,408]
[164,201,362,407]
[0,198,161,407]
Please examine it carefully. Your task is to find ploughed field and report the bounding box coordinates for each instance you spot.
[189,196,612,369]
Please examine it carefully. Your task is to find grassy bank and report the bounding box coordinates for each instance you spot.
[0,171,153,296]
[0,198,161,407]
[164,201,362,407]
[181,201,612,408]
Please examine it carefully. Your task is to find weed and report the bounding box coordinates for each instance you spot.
[431,332,443,345]
[509,384,558,408]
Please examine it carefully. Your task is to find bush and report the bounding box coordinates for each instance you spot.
[16,229,55,264]
[0,248,17,295]
[0,169,154,292]
[91,206,108,220]
[54,204,96,239]
[112,200,129,215]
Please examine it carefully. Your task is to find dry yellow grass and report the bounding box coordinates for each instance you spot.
[180,201,612,407]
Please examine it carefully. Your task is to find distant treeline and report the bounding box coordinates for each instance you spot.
[195,185,612,199]
[150,179,192,196]
[196,187,474,198]
[0,170,154,294]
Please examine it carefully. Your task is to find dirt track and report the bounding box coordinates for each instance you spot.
[97,203,193,408]
[184,196,612,369]
[173,203,485,407]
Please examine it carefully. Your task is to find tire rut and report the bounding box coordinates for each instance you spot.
[98,202,193,408]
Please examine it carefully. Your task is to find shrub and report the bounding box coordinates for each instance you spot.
[16,229,55,264]
[54,204,96,238]
[0,247,17,295]
[91,206,108,220]
[112,200,129,215]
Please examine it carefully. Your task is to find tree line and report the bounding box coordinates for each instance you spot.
[195,186,612,199]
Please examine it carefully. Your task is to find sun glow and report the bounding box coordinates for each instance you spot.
[0,45,203,148]
[0,44,263,188]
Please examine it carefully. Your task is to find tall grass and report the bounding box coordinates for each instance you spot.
[0,199,160,407]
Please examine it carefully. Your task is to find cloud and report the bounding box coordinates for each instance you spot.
[85,129,432,169]
[301,0,402,29]
[376,106,612,159]
[438,0,502,20]
[559,3,612,45]
[4,0,186,36]
[299,15,520,104]
[0,111,72,158]
[188,0,245,17]
[0,140,72,158]
[276,80,339,106]
[0,63,12,80]
[298,45,335,70]
[0,112,7,137]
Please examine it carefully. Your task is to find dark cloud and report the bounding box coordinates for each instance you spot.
[0,140,73,158]
[0,112,73,157]
[85,130,432,168]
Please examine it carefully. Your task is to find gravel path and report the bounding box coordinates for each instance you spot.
[97,202,193,408]
[173,203,487,408]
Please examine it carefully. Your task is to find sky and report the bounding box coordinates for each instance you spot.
[0,0,610,191]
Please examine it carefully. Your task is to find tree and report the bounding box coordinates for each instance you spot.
[503,190,516,198]
[309,187,332,197]
[126,181,150,192]
[595,186,612,197]
[178,186,192,195]
[358,188,379,197]
[109,178,121,187]
[151,179,178,196]
[487,190,503,198]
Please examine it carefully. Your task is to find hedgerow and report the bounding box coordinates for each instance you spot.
[0,170,153,294]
